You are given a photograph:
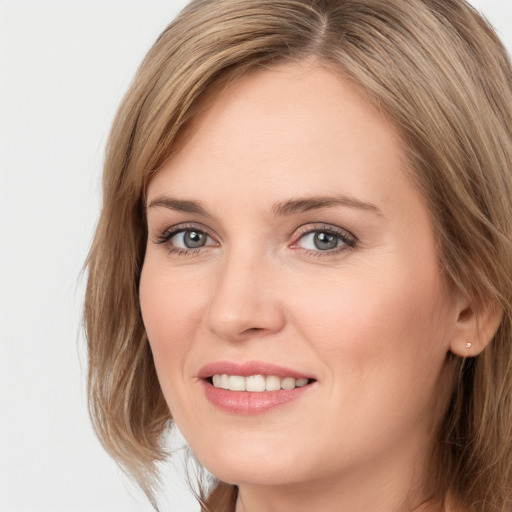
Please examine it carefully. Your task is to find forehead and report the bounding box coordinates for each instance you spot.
[146,62,410,210]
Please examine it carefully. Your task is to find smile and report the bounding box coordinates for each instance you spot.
[198,362,316,414]
[211,374,310,391]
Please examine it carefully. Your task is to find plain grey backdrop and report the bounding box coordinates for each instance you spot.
[0,1,511,511]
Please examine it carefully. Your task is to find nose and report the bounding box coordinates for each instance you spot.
[205,249,286,342]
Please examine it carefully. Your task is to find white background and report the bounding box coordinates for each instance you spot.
[0,1,511,511]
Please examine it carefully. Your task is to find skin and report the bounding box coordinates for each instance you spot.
[139,62,466,512]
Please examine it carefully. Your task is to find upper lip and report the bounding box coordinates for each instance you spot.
[197,361,314,380]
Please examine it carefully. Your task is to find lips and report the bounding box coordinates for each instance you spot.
[198,360,313,380]
[198,361,316,414]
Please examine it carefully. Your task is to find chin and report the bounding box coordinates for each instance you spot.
[192,437,307,487]
[204,460,301,488]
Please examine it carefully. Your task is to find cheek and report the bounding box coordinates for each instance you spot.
[140,250,208,332]
[289,255,453,399]
[296,264,447,344]
[139,260,207,393]
[279,263,454,466]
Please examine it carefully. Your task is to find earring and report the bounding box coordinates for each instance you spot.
[465,342,472,349]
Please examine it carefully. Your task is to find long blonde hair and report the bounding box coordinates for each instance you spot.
[85,1,512,510]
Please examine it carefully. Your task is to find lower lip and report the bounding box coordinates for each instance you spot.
[202,381,314,415]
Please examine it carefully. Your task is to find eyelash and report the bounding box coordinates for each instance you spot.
[154,223,357,257]
[155,223,217,256]
[291,224,357,257]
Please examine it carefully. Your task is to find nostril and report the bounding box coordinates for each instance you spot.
[205,283,286,341]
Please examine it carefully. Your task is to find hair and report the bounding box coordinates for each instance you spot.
[84,0,512,510]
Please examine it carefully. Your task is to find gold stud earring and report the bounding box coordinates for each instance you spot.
[465,342,472,349]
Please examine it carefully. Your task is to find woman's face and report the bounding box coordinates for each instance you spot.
[140,63,459,499]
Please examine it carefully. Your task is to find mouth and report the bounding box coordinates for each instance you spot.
[207,374,313,391]
[198,361,316,414]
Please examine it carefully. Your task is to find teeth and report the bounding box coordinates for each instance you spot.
[212,374,229,389]
[281,377,296,390]
[246,375,266,392]
[265,375,281,391]
[211,374,310,392]
[295,378,308,387]
[228,375,245,391]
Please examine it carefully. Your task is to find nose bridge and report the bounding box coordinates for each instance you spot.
[205,245,284,341]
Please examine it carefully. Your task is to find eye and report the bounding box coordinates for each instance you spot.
[300,231,340,251]
[170,229,212,249]
[155,225,217,254]
[293,225,356,254]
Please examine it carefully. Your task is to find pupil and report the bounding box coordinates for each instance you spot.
[314,232,338,250]
[184,231,205,248]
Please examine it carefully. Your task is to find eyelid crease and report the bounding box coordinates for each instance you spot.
[292,223,357,243]
[153,223,217,245]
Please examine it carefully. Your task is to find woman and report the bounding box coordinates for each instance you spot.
[84,0,512,511]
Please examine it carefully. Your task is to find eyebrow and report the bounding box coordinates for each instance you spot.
[271,196,383,217]
[147,196,214,219]
[147,195,383,217]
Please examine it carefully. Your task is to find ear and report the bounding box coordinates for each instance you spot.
[449,293,503,357]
